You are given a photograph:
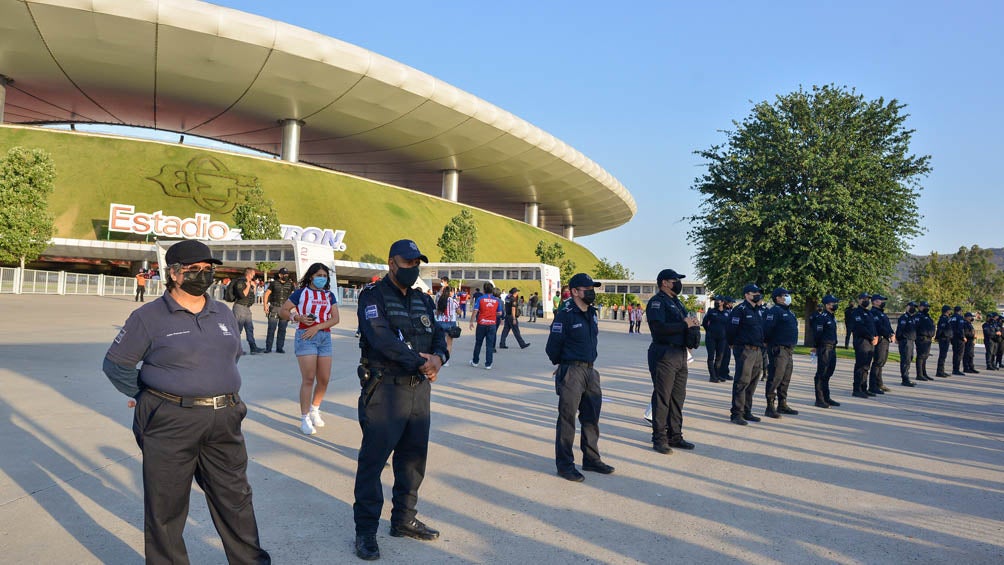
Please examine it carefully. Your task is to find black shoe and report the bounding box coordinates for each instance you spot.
[935,374,949,378]
[498,345,510,349]
[263,349,272,354]
[824,399,841,407]
[653,443,672,454]
[743,413,761,422]
[918,375,933,381]
[582,460,615,474]
[557,469,585,482]
[852,391,870,398]
[952,371,965,376]
[868,389,884,395]
[669,439,695,450]
[520,343,531,349]
[355,534,380,560]
[276,348,285,354]
[730,415,748,426]
[778,404,799,415]
[250,347,264,355]
[901,380,916,387]
[722,375,734,381]
[390,518,440,541]
[814,400,830,408]
[764,406,781,419]
[865,391,877,396]
[967,369,980,374]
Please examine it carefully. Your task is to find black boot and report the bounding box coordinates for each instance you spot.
[778,402,799,415]
[901,379,916,387]
[764,399,781,419]
[743,411,762,422]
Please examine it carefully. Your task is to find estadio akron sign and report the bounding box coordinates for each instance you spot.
[108,203,241,241]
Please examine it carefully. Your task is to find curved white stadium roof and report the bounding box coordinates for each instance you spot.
[0,0,636,236]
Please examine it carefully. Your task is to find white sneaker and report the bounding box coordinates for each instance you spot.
[443,361,450,367]
[469,361,479,368]
[485,364,493,370]
[309,410,325,428]
[300,417,316,435]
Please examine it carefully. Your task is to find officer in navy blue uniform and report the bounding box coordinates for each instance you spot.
[353,239,449,561]
[914,301,936,380]
[763,287,799,418]
[645,268,702,453]
[102,239,271,564]
[702,295,730,383]
[935,305,953,377]
[849,292,878,398]
[546,273,615,482]
[950,305,967,375]
[983,312,1001,370]
[896,301,918,387]
[962,312,979,373]
[867,294,895,394]
[726,284,766,425]
[719,297,736,380]
[811,295,842,408]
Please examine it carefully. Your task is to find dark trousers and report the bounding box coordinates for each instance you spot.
[731,346,762,417]
[765,345,793,403]
[937,338,950,374]
[997,340,1004,367]
[233,304,257,349]
[814,344,837,402]
[555,364,602,472]
[354,379,431,535]
[964,339,976,371]
[705,335,727,380]
[869,338,890,390]
[720,344,732,378]
[264,309,288,352]
[472,324,497,365]
[649,346,688,444]
[916,339,932,378]
[500,318,528,347]
[986,340,998,368]
[951,339,964,372]
[133,391,270,565]
[135,285,145,302]
[899,339,915,381]
[853,337,874,393]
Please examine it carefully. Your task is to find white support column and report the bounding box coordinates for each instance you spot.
[441,169,460,201]
[524,202,539,227]
[97,274,106,297]
[57,271,66,295]
[0,75,11,123]
[562,224,575,240]
[280,119,304,163]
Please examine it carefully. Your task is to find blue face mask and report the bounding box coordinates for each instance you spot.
[312,276,328,288]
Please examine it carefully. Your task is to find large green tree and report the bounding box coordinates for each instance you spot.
[436,209,478,262]
[900,246,1004,313]
[593,257,633,280]
[0,147,56,269]
[232,181,281,273]
[535,240,576,283]
[688,84,931,332]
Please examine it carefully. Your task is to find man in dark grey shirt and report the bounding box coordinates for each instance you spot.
[103,239,270,564]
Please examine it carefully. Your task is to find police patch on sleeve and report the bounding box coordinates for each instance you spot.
[731,317,740,325]
[651,301,661,309]
[365,305,379,320]
[114,328,126,343]
[551,323,563,333]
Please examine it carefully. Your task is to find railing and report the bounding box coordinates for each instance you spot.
[0,268,164,298]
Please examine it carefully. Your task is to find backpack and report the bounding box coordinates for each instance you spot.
[224,279,239,302]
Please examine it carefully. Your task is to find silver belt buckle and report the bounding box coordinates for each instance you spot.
[212,395,228,409]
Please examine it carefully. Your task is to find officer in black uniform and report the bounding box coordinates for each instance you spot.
[983,312,1001,370]
[719,297,735,380]
[867,294,895,394]
[849,292,878,398]
[996,313,1004,369]
[499,288,530,349]
[645,268,701,453]
[896,301,918,387]
[811,295,841,408]
[962,312,979,373]
[263,267,296,353]
[935,305,953,377]
[763,287,799,418]
[102,240,271,564]
[726,284,766,425]
[843,304,854,349]
[702,295,730,383]
[950,305,967,375]
[353,239,448,561]
[233,268,264,355]
[546,273,615,481]
[914,301,936,381]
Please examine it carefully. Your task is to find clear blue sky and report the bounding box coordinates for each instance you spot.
[213,0,1004,281]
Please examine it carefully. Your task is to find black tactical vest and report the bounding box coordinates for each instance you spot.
[373,282,435,356]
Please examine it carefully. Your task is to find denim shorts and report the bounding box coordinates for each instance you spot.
[437,321,458,333]
[294,328,332,357]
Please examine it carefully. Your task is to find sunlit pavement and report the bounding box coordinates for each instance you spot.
[1,295,1002,563]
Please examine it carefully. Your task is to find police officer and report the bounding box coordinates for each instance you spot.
[896,301,918,387]
[868,294,895,394]
[702,295,730,383]
[935,305,953,377]
[263,267,296,353]
[914,301,936,381]
[499,287,530,349]
[353,239,448,560]
[962,312,979,373]
[719,297,735,380]
[849,292,878,398]
[102,240,271,564]
[233,267,264,354]
[763,287,799,418]
[950,305,967,375]
[645,269,701,453]
[811,295,842,408]
[983,312,1001,370]
[726,284,766,425]
[546,273,615,480]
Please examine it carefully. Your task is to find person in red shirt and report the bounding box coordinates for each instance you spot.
[469,282,502,369]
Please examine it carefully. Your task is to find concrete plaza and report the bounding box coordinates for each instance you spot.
[0,294,1002,564]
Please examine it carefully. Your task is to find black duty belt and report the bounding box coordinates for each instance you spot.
[388,374,425,387]
[564,360,594,368]
[742,345,762,350]
[773,345,794,350]
[146,388,239,409]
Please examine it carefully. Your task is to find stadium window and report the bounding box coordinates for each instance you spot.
[630,285,641,294]
[239,249,252,261]
[438,270,449,279]
[643,286,654,294]
[253,250,266,261]
[225,250,238,261]
[268,249,282,261]
[521,270,532,280]
[283,249,295,261]
[491,269,504,279]
[451,269,462,279]
[617,285,628,294]
[465,270,477,279]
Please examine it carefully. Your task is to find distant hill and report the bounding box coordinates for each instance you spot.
[893,247,1004,285]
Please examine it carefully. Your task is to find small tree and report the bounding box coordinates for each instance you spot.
[593,257,633,280]
[535,240,576,283]
[232,181,281,273]
[437,210,478,262]
[900,246,1004,313]
[0,147,57,269]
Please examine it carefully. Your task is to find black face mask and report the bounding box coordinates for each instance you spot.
[394,264,420,288]
[670,280,682,294]
[180,270,214,297]
[859,300,870,308]
[907,306,916,314]
[751,294,762,303]
[582,289,597,304]
[826,304,836,312]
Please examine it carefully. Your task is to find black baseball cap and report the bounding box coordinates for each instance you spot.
[742,283,762,294]
[857,292,871,299]
[822,294,839,304]
[771,287,790,298]
[388,239,429,263]
[164,240,222,266]
[954,305,963,312]
[906,300,917,307]
[965,312,974,318]
[872,294,888,301]
[942,305,951,312]
[656,269,685,282]
[918,300,929,307]
[509,287,519,294]
[277,267,289,274]
[568,273,601,288]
